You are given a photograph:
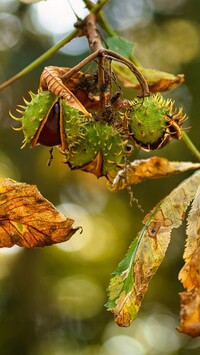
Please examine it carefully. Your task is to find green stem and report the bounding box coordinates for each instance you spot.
[83,0,111,13]
[98,12,117,37]
[0,29,79,91]
[0,0,109,92]
[83,0,116,36]
[83,1,143,68]
[182,131,200,161]
[129,53,143,67]
[89,2,143,67]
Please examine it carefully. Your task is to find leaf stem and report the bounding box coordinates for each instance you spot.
[0,0,109,92]
[181,131,200,161]
[61,50,99,80]
[99,10,143,67]
[0,29,78,91]
[60,47,149,97]
[98,13,117,37]
[103,49,149,96]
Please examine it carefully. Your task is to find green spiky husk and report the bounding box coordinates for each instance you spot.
[62,101,128,176]
[21,91,58,146]
[129,94,173,149]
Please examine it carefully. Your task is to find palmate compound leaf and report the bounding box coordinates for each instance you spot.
[0,178,80,248]
[178,185,200,337]
[109,157,200,191]
[106,170,200,327]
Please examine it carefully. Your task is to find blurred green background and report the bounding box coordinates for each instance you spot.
[0,0,200,354]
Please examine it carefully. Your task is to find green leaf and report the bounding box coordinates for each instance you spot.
[106,237,138,309]
[107,36,135,59]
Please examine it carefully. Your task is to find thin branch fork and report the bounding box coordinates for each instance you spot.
[61,13,150,99]
[61,48,150,98]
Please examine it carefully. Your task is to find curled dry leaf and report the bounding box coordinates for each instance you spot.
[112,62,184,93]
[0,178,80,248]
[110,157,200,192]
[106,170,200,327]
[40,66,106,111]
[60,68,107,111]
[40,66,91,116]
[178,185,200,337]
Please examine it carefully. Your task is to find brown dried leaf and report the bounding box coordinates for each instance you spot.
[62,69,103,110]
[112,62,184,92]
[178,289,200,337]
[40,66,110,111]
[0,178,80,248]
[110,157,200,192]
[178,185,200,337]
[40,66,91,116]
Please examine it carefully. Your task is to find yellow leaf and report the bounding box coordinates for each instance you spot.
[109,157,200,191]
[0,179,80,248]
[106,170,200,327]
[178,185,200,337]
[112,62,184,92]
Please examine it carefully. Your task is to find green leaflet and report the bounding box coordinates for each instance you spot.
[105,237,138,310]
[112,61,184,92]
[106,36,135,59]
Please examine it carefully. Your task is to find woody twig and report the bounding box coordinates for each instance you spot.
[84,12,107,108]
[61,13,149,100]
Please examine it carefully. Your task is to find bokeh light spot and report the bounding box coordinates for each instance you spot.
[54,275,105,319]
[147,0,186,14]
[0,13,22,51]
[0,151,20,180]
[56,203,93,253]
[28,0,89,35]
[133,19,200,72]
[143,313,181,352]
[0,0,19,12]
[102,335,146,355]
